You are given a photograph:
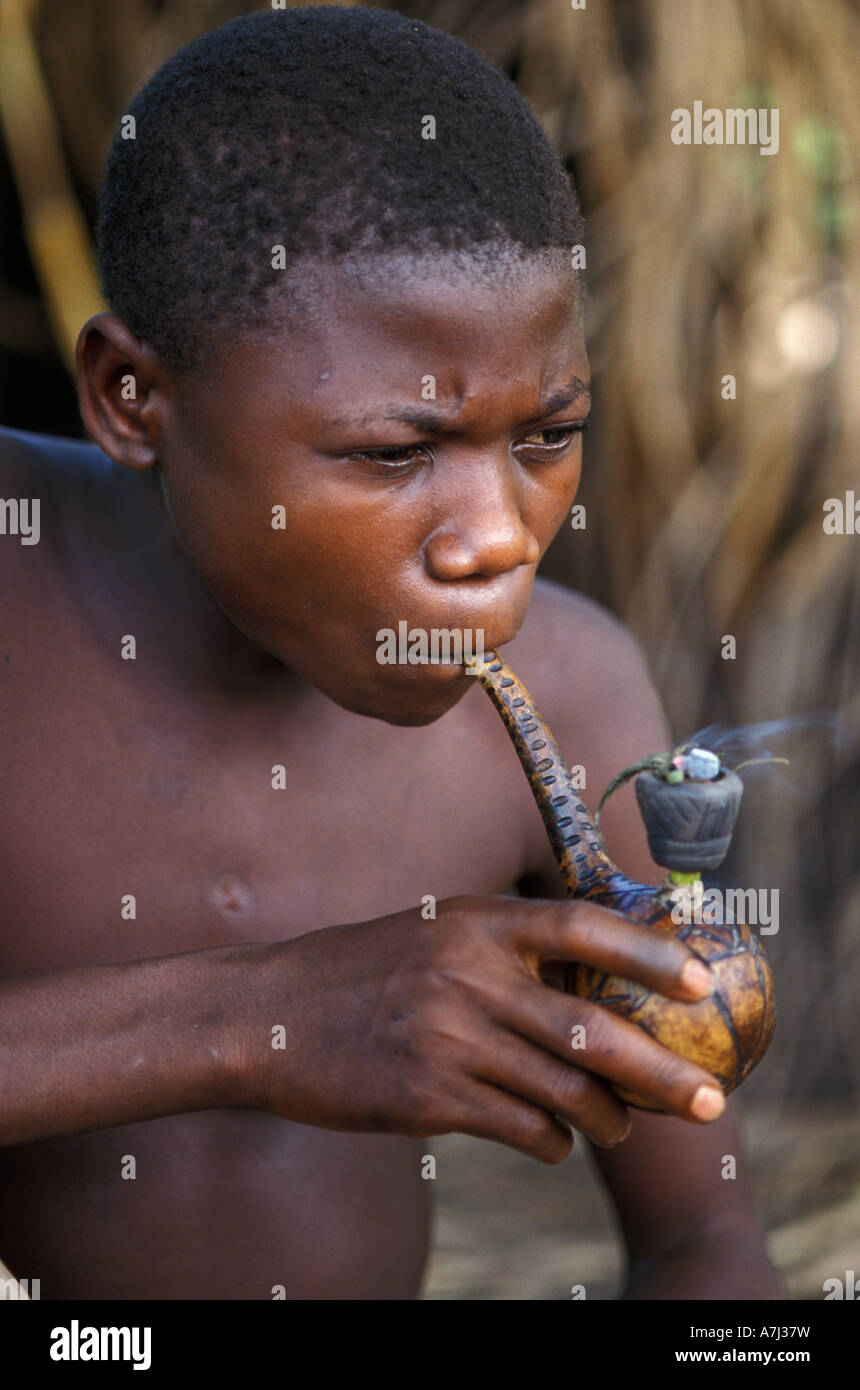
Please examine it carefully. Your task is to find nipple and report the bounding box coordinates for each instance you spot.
[210,873,256,921]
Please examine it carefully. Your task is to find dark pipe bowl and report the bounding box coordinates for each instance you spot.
[635,768,744,872]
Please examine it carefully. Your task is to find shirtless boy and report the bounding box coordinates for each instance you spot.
[0,7,781,1300]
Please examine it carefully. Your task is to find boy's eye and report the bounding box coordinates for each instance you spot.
[345,419,589,474]
[347,445,428,474]
[515,420,590,458]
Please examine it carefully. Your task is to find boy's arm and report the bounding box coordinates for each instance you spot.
[589,1106,783,1299]
[518,591,783,1298]
[0,945,254,1145]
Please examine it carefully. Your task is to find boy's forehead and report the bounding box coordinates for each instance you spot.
[221,249,586,417]
[307,246,579,324]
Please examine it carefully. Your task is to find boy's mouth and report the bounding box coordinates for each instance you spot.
[370,618,514,670]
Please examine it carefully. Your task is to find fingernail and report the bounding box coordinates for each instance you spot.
[592,1119,632,1149]
[681,958,713,997]
[691,1085,725,1121]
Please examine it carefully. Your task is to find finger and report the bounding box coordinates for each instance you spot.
[494,898,714,1002]
[470,1022,631,1148]
[447,1078,575,1165]
[499,977,727,1123]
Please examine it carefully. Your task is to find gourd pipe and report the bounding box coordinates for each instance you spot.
[467,651,775,1109]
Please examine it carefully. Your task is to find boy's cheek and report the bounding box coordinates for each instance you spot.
[528,458,583,546]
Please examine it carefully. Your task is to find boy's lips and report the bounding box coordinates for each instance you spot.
[373,629,513,679]
[366,577,532,661]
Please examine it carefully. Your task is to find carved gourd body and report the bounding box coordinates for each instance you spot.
[469,652,775,1109]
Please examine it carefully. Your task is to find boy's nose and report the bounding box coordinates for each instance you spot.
[422,460,541,581]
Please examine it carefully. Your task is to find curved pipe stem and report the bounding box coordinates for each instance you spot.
[467,650,613,895]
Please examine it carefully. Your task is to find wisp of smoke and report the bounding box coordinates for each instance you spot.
[681,713,851,798]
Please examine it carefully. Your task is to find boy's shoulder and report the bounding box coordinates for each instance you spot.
[0,425,116,553]
[508,579,671,855]
[0,426,145,577]
[512,576,663,733]
[0,424,111,488]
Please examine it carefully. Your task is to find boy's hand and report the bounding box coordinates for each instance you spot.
[242,896,724,1164]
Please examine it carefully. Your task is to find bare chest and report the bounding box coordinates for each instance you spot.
[2,652,530,976]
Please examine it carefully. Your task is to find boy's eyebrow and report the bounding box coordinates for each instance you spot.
[328,375,590,433]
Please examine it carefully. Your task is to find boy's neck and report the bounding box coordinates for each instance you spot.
[135,466,300,696]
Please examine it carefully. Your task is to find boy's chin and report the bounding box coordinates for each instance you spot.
[332,668,478,726]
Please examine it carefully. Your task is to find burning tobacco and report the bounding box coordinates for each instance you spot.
[595,742,789,881]
[466,651,776,1110]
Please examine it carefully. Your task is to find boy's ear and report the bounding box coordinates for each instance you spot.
[75,313,171,471]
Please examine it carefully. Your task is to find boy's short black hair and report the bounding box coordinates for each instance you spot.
[97,5,583,375]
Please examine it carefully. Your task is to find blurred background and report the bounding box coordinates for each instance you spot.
[1,0,857,1298]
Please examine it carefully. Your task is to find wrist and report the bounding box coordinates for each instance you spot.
[199,942,278,1111]
[623,1226,784,1301]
